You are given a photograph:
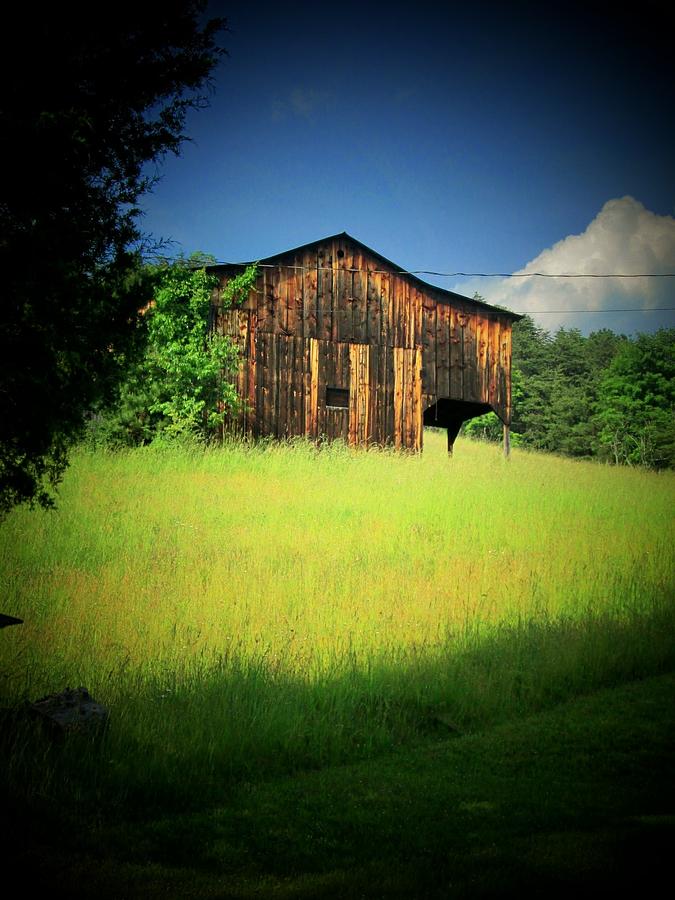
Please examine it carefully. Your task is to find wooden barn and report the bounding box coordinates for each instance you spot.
[211,233,521,454]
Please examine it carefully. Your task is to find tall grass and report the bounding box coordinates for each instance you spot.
[1,431,673,812]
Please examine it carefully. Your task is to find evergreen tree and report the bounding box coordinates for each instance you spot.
[0,3,226,513]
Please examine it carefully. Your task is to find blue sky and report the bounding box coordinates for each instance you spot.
[139,0,675,335]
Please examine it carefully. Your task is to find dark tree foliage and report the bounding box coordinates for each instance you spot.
[0,3,225,514]
[594,330,675,468]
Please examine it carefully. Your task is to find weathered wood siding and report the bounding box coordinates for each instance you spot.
[216,235,515,451]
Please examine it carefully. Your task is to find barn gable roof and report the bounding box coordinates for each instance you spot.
[211,232,522,321]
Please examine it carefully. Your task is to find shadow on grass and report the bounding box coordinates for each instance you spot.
[2,672,674,898]
[2,597,674,825]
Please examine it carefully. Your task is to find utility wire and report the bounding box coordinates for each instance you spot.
[418,272,675,278]
[513,307,675,314]
[160,257,674,315]
[216,261,675,278]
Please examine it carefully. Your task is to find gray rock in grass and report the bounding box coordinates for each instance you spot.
[29,686,109,737]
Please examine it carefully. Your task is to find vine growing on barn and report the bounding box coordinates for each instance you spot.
[86,257,259,447]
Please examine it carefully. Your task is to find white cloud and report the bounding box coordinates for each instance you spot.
[456,197,675,335]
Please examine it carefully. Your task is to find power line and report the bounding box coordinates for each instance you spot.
[170,257,675,315]
[214,261,675,278]
[420,272,675,279]
[515,307,675,315]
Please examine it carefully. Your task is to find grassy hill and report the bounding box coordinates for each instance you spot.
[1,432,673,895]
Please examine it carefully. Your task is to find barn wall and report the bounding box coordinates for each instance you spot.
[225,332,423,450]
[216,236,513,448]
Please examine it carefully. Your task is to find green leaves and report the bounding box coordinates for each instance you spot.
[143,259,257,442]
[82,258,258,448]
[594,331,675,468]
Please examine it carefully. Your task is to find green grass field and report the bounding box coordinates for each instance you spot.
[1,432,674,895]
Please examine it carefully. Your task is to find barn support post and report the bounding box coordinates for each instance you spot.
[503,423,511,459]
[447,419,463,456]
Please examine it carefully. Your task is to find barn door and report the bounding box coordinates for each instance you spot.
[307,338,351,441]
[348,343,372,446]
[393,346,423,451]
[307,339,422,450]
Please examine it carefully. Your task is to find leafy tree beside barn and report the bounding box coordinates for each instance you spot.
[87,259,258,447]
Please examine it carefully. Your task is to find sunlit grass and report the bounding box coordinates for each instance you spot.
[1,431,673,809]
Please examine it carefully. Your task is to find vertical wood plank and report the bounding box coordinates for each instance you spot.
[270,333,279,436]
[362,343,371,445]
[437,304,450,398]
[407,349,416,448]
[318,333,328,437]
[283,256,298,336]
[259,267,272,334]
[278,334,293,438]
[366,268,380,345]
[391,276,400,348]
[404,347,413,448]
[476,314,489,404]
[393,346,403,449]
[302,250,316,340]
[309,337,319,438]
[301,337,310,435]
[246,311,257,433]
[352,251,368,344]
[337,238,350,343]
[324,341,333,440]
[348,342,370,446]
[338,341,348,443]
[410,287,422,351]
[330,240,339,343]
[367,344,377,444]
[449,306,463,398]
[316,246,329,342]
[421,294,437,401]
[260,332,270,436]
[356,343,363,446]
[291,336,300,436]
[277,335,287,437]
[380,271,391,348]
[253,331,262,436]
[372,344,381,445]
[348,343,357,445]
[402,277,412,348]
[372,344,383,445]
[413,347,423,451]
[462,310,477,402]
[271,264,283,335]
[385,343,395,444]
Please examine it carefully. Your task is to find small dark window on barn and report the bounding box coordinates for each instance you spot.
[326,387,349,409]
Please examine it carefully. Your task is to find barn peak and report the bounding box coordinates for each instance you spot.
[212,232,521,321]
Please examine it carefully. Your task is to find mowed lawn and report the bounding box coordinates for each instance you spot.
[1,432,674,896]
